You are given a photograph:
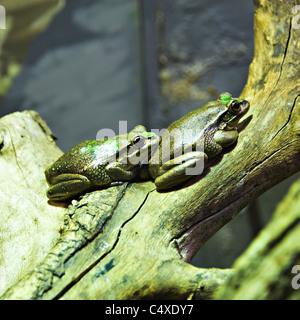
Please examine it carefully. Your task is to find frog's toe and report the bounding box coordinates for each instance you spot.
[46,178,93,201]
[110,181,124,186]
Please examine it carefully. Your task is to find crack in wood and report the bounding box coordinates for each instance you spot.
[52,189,153,299]
[170,136,300,259]
[271,94,300,141]
[261,17,293,107]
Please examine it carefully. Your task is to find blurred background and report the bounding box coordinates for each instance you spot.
[0,0,299,268]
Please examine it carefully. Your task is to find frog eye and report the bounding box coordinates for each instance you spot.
[131,135,146,147]
[229,100,241,113]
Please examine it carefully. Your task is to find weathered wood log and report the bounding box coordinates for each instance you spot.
[1,0,300,299]
[0,111,65,296]
[214,176,300,300]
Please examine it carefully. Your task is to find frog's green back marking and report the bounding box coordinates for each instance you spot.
[80,140,120,154]
[220,94,232,105]
[102,139,120,150]
[145,132,155,137]
[220,94,243,105]
[83,144,100,154]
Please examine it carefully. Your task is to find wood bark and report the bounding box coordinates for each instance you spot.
[1,0,300,299]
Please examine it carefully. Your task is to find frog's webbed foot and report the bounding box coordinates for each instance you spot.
[46,174,93,201]
[110,181,124,187]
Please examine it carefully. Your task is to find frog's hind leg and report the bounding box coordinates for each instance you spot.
[155,151,207,190]
[46,173,94,201]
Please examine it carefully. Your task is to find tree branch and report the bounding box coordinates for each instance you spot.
[215,177,300,300]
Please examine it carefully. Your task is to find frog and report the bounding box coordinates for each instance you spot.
[149,92,250,190]
[45,125,160,201]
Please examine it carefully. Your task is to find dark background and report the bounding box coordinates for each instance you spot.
[1,0,299,268]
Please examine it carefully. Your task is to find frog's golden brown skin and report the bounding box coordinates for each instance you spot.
[45,126,159,201]
[149,93,250,190]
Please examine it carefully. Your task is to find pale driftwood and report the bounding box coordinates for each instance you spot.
[0,111,65,297]
[1,0,300,299]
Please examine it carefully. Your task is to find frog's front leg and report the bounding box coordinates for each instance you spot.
[213,130,238,147]
[155,151,207,190]
[105,162,139,181]
[46,173,94,201]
